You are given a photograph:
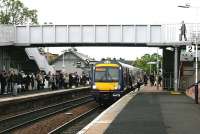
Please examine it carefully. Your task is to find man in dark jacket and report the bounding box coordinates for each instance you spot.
[69,73,73,88]
[143,74,148,86]
[136,78,142,91]
[25,73,31,90]
[180,21,187,41]
[13,71,19,96]
[0,71,3,94]
[0,70,7,95]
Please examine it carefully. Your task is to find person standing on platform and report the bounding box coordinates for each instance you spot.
[64,73,69,88]
[9,70,15,94]
[51,74,56,90]
[13,70,19,96]
[158,75,162,87]
[74,72,79,87]
[25,73,31,90]
[17,71,23,93]
[136,78,142,91]
[143,74,148,86]
[150,74,155,86]
[69,73,73,88]
[0,70,7,95]
[0,71,3,94]
[36,71,42,90]
[30,73,35,90]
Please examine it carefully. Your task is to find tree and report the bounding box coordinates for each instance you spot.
[0,0,38,24]
[133,53,162,74]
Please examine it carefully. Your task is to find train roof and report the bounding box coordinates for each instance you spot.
[94,60,142,71]
[118,61,140,71]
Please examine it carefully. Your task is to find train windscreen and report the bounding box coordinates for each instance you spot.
[95,67,119,82]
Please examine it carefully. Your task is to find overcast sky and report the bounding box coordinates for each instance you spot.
[21,0,200,60]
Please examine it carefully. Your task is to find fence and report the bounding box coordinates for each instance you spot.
[0,25,15,46]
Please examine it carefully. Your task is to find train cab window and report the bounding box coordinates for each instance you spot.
[107,68,119,81]
[95,67,106,81]
[95,67,119,82]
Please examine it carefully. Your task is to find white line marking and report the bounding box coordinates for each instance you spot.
[77,90,138,134]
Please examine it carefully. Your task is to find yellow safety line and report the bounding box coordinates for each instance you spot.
[170,91,182,95]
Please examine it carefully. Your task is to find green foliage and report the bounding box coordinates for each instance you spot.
[0,0,38,24]
[133,53,162,74]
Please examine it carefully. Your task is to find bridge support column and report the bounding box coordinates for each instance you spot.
[174,46,178,92]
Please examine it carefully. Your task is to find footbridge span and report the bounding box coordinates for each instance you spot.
[1,24,197,47]
[0,23,199,91]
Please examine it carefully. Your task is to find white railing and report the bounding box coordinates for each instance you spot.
[25,48,55,74]
[15,25,162,44]
[0,25,15,46]
[1,24,200,46]
[162,23,200,43]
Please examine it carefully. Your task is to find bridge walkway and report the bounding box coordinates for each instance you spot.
[79,85,200,134]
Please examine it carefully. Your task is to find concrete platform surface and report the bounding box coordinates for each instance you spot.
[79,90,200,134]
[0,86,89,105]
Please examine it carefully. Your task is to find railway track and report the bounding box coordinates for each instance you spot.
[48,106,100,134]
[0,95,94,134]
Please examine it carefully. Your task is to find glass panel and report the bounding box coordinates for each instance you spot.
[107,68,119,81]
[95,67,119,82]
[95,67,107,82]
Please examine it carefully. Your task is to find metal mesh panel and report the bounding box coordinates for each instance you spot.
[161,23,200,43]
[0,25,15,45]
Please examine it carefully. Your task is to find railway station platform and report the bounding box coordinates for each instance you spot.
[78,85,200,134]
[0,86,90,104]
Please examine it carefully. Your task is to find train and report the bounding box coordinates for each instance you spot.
[91,59,143,105]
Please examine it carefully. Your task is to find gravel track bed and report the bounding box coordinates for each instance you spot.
[12,101,98,134]
[62,107,105,134]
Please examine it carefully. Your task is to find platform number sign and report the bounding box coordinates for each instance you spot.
[186,45,194,54]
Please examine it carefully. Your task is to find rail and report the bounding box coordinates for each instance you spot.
[48,106,100,134]
[0,95,94,134]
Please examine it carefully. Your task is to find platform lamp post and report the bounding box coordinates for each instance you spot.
[178,3,199,104]
[46,47,49,62]
[61,50,66,72]
[156,48,159,90]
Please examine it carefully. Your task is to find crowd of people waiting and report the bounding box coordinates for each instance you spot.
[0,69,90,96]
[143,73,162,87]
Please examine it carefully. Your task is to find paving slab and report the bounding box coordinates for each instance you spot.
[104,93,200,134]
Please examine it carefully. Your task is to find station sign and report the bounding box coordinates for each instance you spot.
[186,45,194,54]
[180,49,200,61]
[180,51,193,61]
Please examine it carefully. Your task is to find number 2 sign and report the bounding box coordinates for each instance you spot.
[186,45,194,53]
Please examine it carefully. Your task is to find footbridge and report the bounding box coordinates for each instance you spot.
[1,23,199,47]
[0,23,199,91]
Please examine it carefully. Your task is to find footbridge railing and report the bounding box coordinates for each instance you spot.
[0,25,15,46]
[0,23,200,47]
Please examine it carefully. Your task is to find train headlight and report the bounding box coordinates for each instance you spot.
[92,84,96,89]
[114,84,121,90]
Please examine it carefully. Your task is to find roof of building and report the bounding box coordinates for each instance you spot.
[51,48,95,64]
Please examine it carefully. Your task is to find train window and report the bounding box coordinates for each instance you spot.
[107,68,119,81]
[95,67,106,72]
[95,67,119,82]
[95,67,107,82]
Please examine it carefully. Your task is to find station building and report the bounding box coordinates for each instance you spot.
[51,48,96,75]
